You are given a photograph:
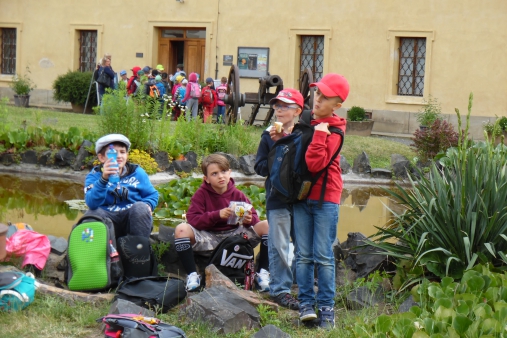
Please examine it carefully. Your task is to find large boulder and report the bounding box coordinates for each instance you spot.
[352,151,371,174]
[72,140,93,171]
[54,148,76,167]
[340,155,352,174]
[153,151,171,171]
[239,155,256,175]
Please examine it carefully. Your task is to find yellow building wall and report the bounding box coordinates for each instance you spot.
[1,0,506,136]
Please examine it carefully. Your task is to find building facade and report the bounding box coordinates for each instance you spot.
[1,0,506,138]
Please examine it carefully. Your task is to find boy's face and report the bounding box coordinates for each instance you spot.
[273,100,302,126]
[207,82,213,87]
[204,163,231,194]
[97,144,128,171]
[313,88,342,119]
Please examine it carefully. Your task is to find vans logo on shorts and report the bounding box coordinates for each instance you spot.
[220,250,253,269]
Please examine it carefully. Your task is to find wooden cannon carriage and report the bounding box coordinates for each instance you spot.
[223,65,315,126]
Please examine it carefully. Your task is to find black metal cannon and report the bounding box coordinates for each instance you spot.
[223,65,315,126]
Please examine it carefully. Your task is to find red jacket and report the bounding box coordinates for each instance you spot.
[306,113,347,204]
[186,178,260,232]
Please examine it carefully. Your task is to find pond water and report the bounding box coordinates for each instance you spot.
[0,173,403,241]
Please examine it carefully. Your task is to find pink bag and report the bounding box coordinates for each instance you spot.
[5,230,51,270]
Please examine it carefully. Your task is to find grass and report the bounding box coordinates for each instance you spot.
[2,105,416,168]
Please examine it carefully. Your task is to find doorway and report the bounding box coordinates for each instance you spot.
[158,28,206,79]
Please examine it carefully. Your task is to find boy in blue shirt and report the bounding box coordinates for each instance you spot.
[254,88,303,310]
[295,74,349,329]
[84,134,159,238]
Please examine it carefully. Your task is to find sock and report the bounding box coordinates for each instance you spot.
[257,235,269,272]
[175,237,197,275]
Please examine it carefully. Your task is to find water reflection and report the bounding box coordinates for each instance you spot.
[0,174,402,241]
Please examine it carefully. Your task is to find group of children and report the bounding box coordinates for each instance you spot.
[85,72,349,331]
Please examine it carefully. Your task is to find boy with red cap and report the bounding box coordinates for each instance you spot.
[254,88,304,310]
[295,73,349,329]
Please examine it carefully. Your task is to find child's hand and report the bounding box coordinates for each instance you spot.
[269,126,283,142]
[315,122,331,135]
[101,158,118,180]
[242,210,253,225]
[219,207,233,219]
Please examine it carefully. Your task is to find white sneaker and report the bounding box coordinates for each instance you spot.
[255,268,270,292]
[186,272,201,291]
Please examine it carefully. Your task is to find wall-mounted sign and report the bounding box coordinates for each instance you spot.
[223,55,233,66]
[237,47,269,78]
[136,53,143,58]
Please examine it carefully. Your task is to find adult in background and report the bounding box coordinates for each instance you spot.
[98,57,116,102]
[170,64,185,82]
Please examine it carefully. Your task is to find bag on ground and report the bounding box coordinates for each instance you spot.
[117,235,158,278]
[114,276,187,312]
[99,313,186,338]
[66,215,123,292]
[0,271,37,312]
[267,110,344,205]
[207,233,254,289]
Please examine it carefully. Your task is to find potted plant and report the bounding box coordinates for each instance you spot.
[346,105,375,136]
[483,116,507,146]
[53,70,97,113]
[9,67,36,107]
[416,96,441,130]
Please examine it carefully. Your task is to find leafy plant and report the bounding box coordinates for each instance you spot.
[9,66,36,95]
[416,96,441,127]
[411,118,459,162]
[347,106,367,122]
[257,304,281,326]
[128,149,159,174]
[371,93,507,286]
[53,70,97,106]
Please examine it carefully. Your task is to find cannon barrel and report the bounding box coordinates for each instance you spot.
[259,75,283,88]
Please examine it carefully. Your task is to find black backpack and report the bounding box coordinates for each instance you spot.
[267,110,344,206]
[207,233,254,289]
[116,235,159,278]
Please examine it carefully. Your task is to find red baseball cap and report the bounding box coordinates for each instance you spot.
[269,88,304,108]
[310,73,350,102]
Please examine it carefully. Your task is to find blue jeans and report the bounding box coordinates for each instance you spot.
[267,208,296,297]
[217,105,226,123]
[294,200,339,308]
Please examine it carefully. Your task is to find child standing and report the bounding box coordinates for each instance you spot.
[215,77,228,124]
[84,134,159,239]
[177,79,188,120]
[254,88,303,310]
[294,74,349,329]
[201,77,218,123]
[181,72,201,120]
[174,154,271,292]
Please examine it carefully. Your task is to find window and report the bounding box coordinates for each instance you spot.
[398,37,426,96]
[300,35,324,82]
[79,30,97,72]
[0,28,17,75]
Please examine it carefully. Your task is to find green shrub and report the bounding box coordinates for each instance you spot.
[9,67,36,95]
[347,106,366,121]
[371,93,507,286]
[416,96,441,127]
[53,70,96,106]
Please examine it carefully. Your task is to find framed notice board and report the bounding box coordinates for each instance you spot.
[237,47,269,78]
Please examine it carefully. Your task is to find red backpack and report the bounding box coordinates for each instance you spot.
[200,87,215,106]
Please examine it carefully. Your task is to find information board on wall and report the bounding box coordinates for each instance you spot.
[237,47,269,78]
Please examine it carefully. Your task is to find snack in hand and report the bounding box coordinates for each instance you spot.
[274,122,283,133]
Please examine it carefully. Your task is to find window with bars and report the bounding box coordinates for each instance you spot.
[398,37,426,96]
[1,28,17,75]
[300,35,324,82]
[79,30,97,72]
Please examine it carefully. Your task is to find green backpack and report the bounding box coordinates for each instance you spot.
[66,215,123,292]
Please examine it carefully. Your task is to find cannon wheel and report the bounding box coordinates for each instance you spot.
[225,65,241,125]
[300,68,314,110]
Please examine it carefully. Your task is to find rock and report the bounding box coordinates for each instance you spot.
[239,155,256,175]
[252,325,291,338]
[352,151,371,174]
[391,154,412,179]
[54,148,76,167]
[153,151,171,171]
[47,235,68,255]
[0,153,14,166]
[38,150,53,166]
[216,152,240,170]
[340,155,351,174]
[371,168,392,179]
[109,298,155,316]
[172,160,192,173]
[346,286,384,310]
[21,150,38,164]
[398,295,419,313]
[72,140,93,171]
[335,261,356,288]
[342,232,393,279]
[185,151,199,169]
[205,265,278,311]
[333,238,343,262]
[166,162,175,174]
[183,285,260,334]
[44,252,67,281]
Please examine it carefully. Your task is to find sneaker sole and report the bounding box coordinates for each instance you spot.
[300,313,317,321]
